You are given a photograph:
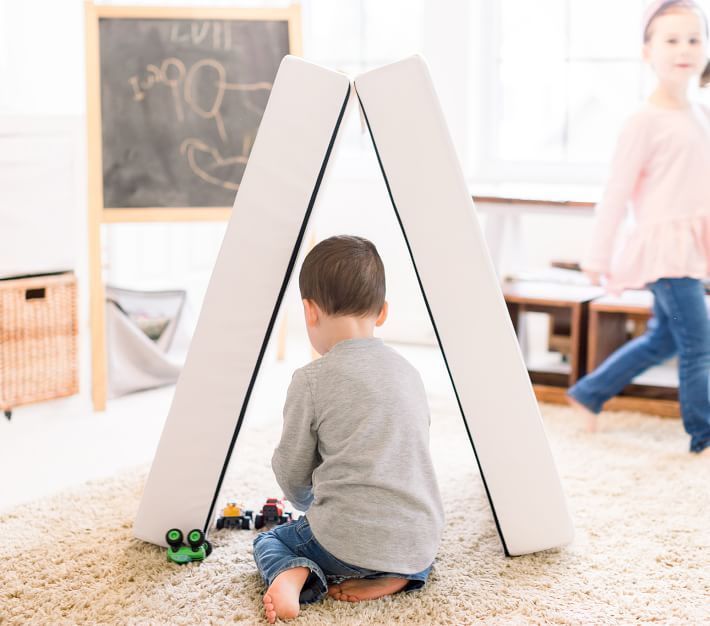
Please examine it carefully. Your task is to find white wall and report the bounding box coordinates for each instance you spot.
[0,0,597,411]
[0,2,85,115]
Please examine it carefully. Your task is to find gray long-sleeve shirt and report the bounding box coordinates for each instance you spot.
[272,337,444,574]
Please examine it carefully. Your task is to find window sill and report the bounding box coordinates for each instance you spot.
[470,181,600,213]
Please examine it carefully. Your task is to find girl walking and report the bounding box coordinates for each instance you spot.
[568,0,710,455]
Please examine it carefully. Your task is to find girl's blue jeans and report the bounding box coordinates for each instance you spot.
[252,515,432,604]
[568,277,710,453]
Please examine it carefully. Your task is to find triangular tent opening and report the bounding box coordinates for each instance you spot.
[134,55,574,556]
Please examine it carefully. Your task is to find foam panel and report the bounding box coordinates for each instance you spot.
[134,57,350,545]
[355,56,573,555]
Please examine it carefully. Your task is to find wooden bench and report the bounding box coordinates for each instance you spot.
[588,290,710,417]
[587,291,678,416]
[503,282,710,416]
[502,281,604,400]
[587,290,708,417]
[503,272,710,417]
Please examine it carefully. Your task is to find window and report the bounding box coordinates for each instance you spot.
[475,0,650,184]
[304,0,425,171]
[305,0,424,73]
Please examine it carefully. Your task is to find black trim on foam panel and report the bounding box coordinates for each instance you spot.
[354,88,510,557]
[203,84,353,533]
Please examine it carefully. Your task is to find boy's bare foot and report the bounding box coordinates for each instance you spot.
[567,395,598,433]
[698,447,710,457]
[262,567,310,624]
[327,577,408,602]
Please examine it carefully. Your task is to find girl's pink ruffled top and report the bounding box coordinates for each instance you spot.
[584,103,710,294]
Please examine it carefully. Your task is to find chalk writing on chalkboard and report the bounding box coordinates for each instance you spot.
[126,57,272,190]
[99,18,290,208]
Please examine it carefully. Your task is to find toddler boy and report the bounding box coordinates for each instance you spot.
[252,235,444,623]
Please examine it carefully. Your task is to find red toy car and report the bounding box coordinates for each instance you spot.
[254,498,293,529]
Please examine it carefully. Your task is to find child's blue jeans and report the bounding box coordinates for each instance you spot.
[568,277,710,453]
[252,515,432,604]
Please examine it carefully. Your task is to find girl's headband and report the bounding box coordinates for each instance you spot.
[642,0,709,40]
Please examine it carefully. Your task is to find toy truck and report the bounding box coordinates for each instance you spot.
[215,500,254,530]
[254,498,293,530]
[165,528,213,564]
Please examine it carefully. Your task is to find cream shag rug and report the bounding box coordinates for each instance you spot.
[2,401,709,625]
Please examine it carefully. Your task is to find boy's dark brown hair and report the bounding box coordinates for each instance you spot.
[299,235,386,317]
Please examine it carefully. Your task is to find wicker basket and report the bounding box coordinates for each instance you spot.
[0,272,79,417]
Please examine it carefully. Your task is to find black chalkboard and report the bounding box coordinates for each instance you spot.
[98,18,290,208]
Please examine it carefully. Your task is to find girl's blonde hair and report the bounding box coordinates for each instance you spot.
[643,0,710,86]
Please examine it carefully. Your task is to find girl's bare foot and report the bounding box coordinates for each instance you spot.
[327,577,408,602]
[262,567,310,623]
[698,447,710,457]
[567,395,598,433]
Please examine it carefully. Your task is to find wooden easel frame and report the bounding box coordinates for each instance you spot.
[85,2,302,410]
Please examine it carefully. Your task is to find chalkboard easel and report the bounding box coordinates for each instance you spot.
[85,2,302,410]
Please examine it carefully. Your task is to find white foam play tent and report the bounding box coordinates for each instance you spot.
[134,55,574,556]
